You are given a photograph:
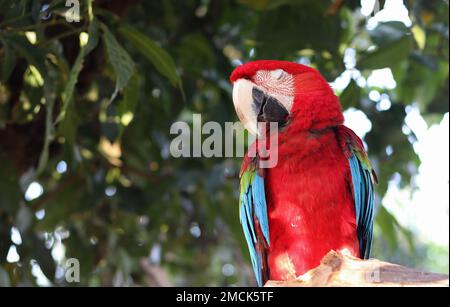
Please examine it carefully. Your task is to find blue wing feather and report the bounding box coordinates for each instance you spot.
[348,154,375,259]
[239,171,270,286]
[251,174,270,245]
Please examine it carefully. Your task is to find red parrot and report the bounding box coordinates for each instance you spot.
[230,60,377,286]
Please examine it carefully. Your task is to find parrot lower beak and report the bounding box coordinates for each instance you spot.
[232,79,289,136]
[252,88,289,126]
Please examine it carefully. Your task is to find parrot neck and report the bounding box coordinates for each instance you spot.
[247,126,338,174]
[277,92,343,157]
[287,91,344,132]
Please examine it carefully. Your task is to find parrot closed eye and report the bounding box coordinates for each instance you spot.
[230,60,377,286]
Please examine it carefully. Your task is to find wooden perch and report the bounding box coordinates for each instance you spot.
[265,250,449,287]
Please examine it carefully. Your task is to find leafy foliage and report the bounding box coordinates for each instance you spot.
[0,0,448,286]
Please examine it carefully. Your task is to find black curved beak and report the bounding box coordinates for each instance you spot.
[252,87,289,127]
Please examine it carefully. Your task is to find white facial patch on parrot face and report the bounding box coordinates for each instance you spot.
[253,69,295,112]
[232,69,295,136]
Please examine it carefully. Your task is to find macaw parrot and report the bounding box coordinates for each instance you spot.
[230,60,377,286]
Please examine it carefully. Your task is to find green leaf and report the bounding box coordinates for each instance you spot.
[118,24,182,91]
[376,205,416,254]
[35,176,85,232]
[255,3,341,58]
[118,73,140,139]
[56,18,99,124]
[175,33,215,76]
[0,1,29,27]
[57,52,83,123]
[339,79,361,109]
[368,21,409,46]
[422,113,445,126]
[57,101,79,146]
[358,36,413,70]
[375,206,398,251]
[394,56,449,109]
[84,18,101,55]
[7,34,47,74]
[102,23,135,99]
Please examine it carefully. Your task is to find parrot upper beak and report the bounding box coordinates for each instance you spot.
[232,79,289,136]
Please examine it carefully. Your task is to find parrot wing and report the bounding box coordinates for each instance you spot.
[337,125,378,259]
[239,155,270,286]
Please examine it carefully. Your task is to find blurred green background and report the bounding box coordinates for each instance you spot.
[0,0,448,286]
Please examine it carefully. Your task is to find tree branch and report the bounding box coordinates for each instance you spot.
[265,250,449,287]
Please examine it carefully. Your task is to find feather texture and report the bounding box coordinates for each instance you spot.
[337,125,377,259]
[239,165,270,286]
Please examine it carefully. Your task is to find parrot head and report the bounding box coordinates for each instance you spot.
[230,60,344,136]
